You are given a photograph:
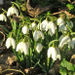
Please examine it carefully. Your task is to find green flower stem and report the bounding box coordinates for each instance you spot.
[26,56,29,68]
[47,58,50,72]
[0,69,25,75]
[49,40,58,47]
[56,29,58,40]
[2,8,7,14]
[30,18,39,22]
[29,48,32,67]
[66,24,72,33]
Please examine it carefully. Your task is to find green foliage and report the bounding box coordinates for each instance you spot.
[66,4,74,10]
[60,59,75,75]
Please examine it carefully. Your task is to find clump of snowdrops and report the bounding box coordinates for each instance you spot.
[1,3,75,73]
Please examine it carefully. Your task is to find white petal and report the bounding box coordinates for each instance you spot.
[57,17,65,26]
[48,22,57,36]
[11,38,16,49]
[47,47,57,61]
[47,47,52,58]
[56,48,61,60]
[5,38,11,49]
[22,26,29,34]
[36,43,43,53]
[68,38,75,49]
[38,19,48,31]
[16,42,29,55]
[0,14,7,22]
[33,30,44,41]
[7,6,19,16]
[5,37,15,49]
[51,47,57,61]
[59,36,71,48]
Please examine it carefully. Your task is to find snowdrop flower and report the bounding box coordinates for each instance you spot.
[38,19,49,31]
[36,43,43,53]
[58,24,67,33]
[30,22,36,30]
[57,17,65,26]
[16,42,29,55]
[47,21,57,36]
[57,17,67,33]
[59,35,71,48]
[0,14,7,22]
[22,26,29,34]
[33,30,44,41]
[5,37,15,49]
[47,47,61,61]
[68,38,75,49]
[7,6,19,16]
[31,22,36,28]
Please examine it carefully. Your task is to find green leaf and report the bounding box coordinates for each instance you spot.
[66,4,74,10]
[61,59,74,71]
[60,67,67,75]
[0,25,9,33]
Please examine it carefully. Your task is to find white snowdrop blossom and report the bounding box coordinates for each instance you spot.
[57,17,67,33]
[22,26,29,34]
[36,43,43,53]
[47,21,57,36]
[58,24,67,33]
[5,37,15,49]
[33,30,44,41]
[38,19,49,31]
[47,47,61,61]
[30,22,36,30]
[16,42,29,55]
[31,22,36,28]
[57,17,65,26]
[68,38,75,49]
[59,35,71,48]
[0,14,7,22]
[7,6,19,16]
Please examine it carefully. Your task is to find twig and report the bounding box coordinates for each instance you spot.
[26,0,52,17]
[0,31,5,46]
[52,10,75,18]
[0,69,25,75]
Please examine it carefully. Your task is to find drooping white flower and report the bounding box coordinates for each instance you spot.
[58,24,67,33]
[38,19,49,31]
[47,47,61,61]
[36,43,43,53]
[31,22,36,28]
[68,38,75,49]
[7,6,19,16]
[47,21,57,36]
[0,14,7,22]
[22,26,29,34]
[33,30,44,41]
[57,17,67,33]
[57,17,65,26]
[5,37,15,49]
[16,42,29,55]
[29,22,36,30]
[47,47,57,61]
[59,35,71,48]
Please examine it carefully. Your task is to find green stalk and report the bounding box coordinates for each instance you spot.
[47,58,50,72]
[49,40,58,47]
